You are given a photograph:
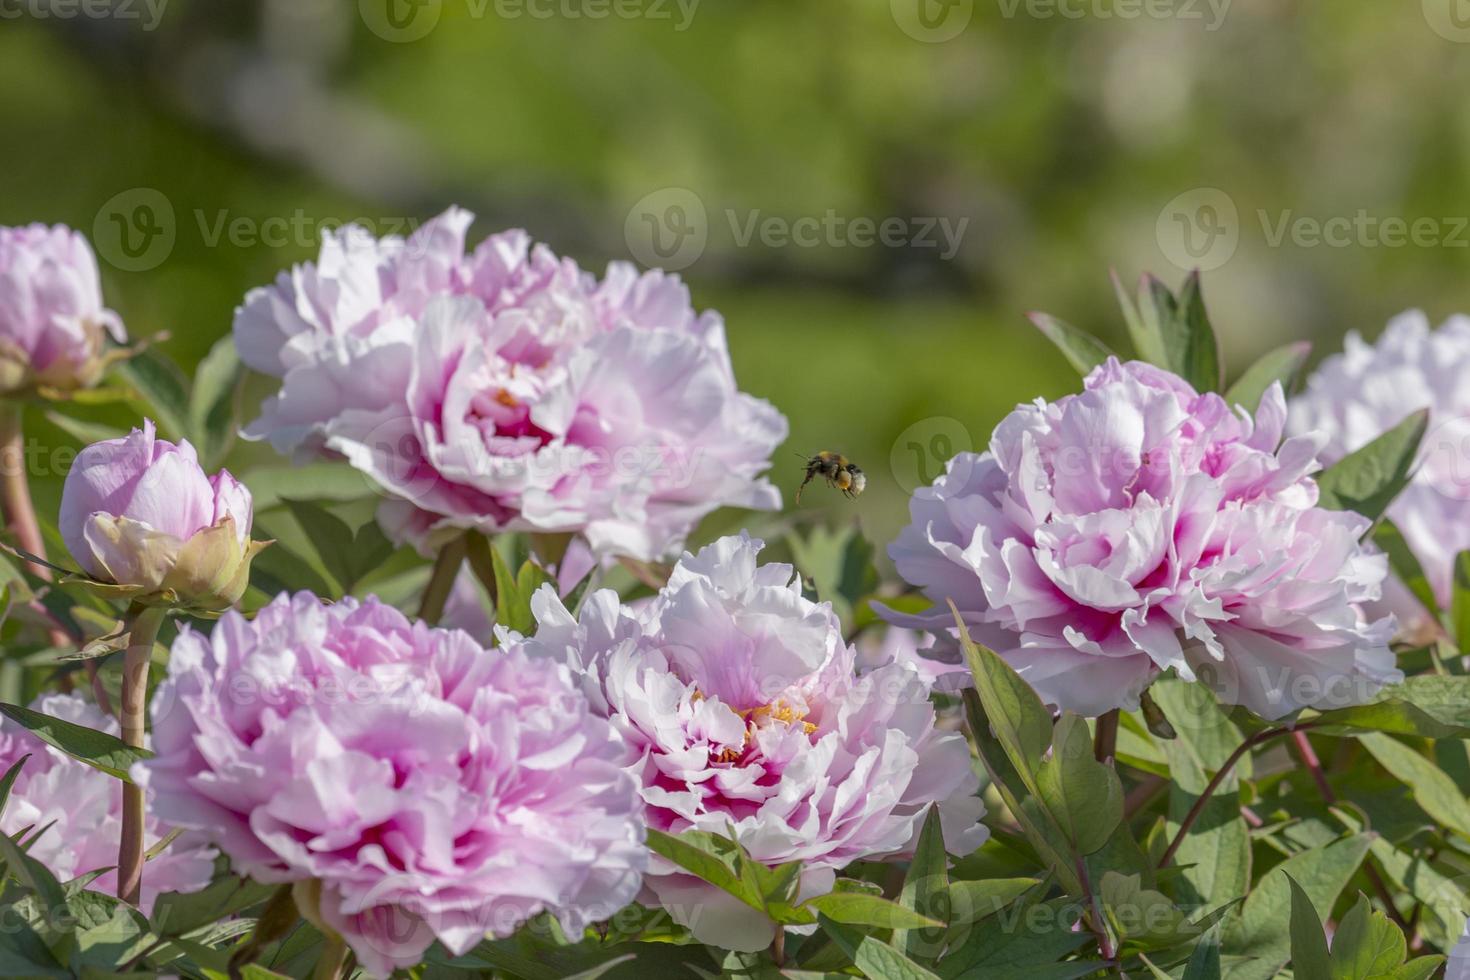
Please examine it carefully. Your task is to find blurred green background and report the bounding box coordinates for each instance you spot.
[5,0,1470,555]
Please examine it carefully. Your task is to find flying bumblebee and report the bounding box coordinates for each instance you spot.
[795,451,866,504]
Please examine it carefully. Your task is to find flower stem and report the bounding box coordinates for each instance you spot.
[1289,729,1412,935]
[117,602,166,906]
[0,404,107,703]
[0,403,48,568]
[1075,853,1116,963]
[312,933,350,980]
[417,535,468,625]
[1157,725,1296,868]
[1094,709,1119,765]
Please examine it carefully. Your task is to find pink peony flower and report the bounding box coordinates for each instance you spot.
[58,419,265,611]
[1289,311,1470,629]
[234,209,786,562]
[882,358,1400,719]
[0,224,126,394]
[0,693,216,913]
[133,592,646,979]
[515,533,988,952]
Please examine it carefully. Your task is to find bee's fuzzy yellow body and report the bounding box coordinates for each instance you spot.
[796,450,867,503]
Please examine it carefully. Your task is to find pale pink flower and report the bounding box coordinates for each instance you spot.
[883,358,1400,719]
[134,592,646,978]
[1289,311,1470,629]
[58,419,264,610]
[516,534,988,952]
[234,210,785,562]
[0,223,125,393]
[0,693,216,913]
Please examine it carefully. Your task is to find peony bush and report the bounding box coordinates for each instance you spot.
[0,223,1463,979]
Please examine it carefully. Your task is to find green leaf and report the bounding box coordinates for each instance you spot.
[1328,893,1405,980]
[151,870,280,938]
[1036,713,1122,856]
[1315,410,1429,526]
[1112,269,1163,366]
[282,499,356,595]
[0,824,67,923]
[1453,551,1470,654]
[246,538,333,599]
[959,689,1081,896]
[1224,341,1312,414]
[1371,520,1438,618]
[1360,733,1470,838]
[894,806,948,964]
[188,336,242,467]
[0,753,28,818]
[1099,871,1195,947]
[1384,958,1446,980]
[785,525,880,631]
[951,601,1052,793]
[0,703,150,782]
[41,410,126,446]
[114,347,190,441]
[644,829,762,912]
[0,909,67,977]
[818,916,942,980]
[1163,272,1223,392]
[946,878,1045,927]
[1181,921,1223,980]
[280,498,396,597]
[1154,679,1250,914]
[1356,830,1465,945]
[1287,876,1331,980]
[935,891,1096,980]
[1308,674,1470,739]
[805,893,941,930]
[481,540,554,637]
[1227,835,1372,980]
[1027,312,1115,376]
[241,462,377,512]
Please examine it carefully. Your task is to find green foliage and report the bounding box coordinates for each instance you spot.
[279,498,397,598]
[0,247,1467,980]
[1290,884,1445,980]
[1223,341,1312,414]
[1315,410,1429,526]
[1025,313,1116,376]
[0,703,150,782]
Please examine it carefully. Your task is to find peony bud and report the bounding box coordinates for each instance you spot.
[59,420,267,611]
[0,224,127,395]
